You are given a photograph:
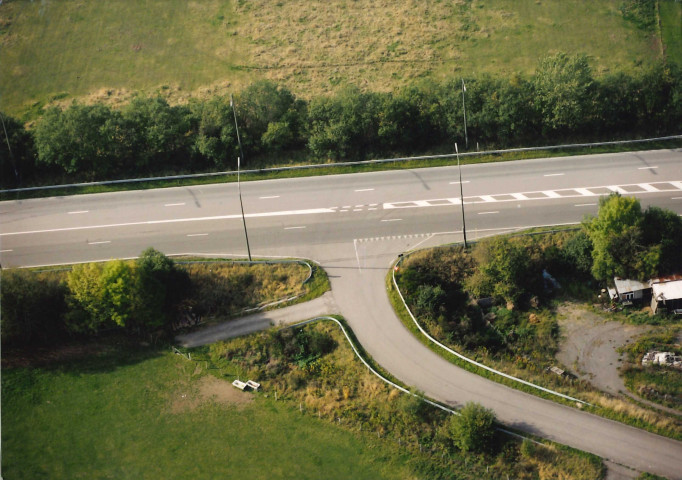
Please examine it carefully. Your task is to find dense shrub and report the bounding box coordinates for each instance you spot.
[6,56,681,187]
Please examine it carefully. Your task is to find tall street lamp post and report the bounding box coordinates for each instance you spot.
[230,95,252,261]
[455,143,468,249]
[461,79,468,151]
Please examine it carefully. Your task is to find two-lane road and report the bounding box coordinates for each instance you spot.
[2,149,681,477]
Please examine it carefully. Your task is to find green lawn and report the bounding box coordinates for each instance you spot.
[1,346,415,480]
[0,0,664,117]
[660,0,682,64]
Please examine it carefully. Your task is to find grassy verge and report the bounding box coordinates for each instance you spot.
[3,137,681,201]
[660,0,682,64]
[387,252,682,441]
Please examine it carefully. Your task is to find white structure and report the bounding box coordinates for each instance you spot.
[642,351,682,369]
[612,277,650,305]
[650,275,682,315]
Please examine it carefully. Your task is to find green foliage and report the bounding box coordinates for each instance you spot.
[100,260,137,328]
[448,402,496,454]
[532,52,594,133]
[584,194,682,281]
[134,247,189,332]
[561,230,594,276]
[0,270,68,345]
[0,112,36,189]
[65,263,107,333]
[620,0,656,31]
[465,236,542,306]
[190,96,238,169]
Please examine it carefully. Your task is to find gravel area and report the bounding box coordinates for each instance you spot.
[556,303,652,396]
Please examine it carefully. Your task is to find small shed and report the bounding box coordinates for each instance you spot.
[613,277,651,305]
[650,274,682,314]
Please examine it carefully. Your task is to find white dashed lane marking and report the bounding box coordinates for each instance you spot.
[88,241,111,245]
[259,196,280,199]
[354,188,375,192]
[187,233,208,237]
[638,166,658,169]
[68,210,89,214]
[544,173,564,177]
[0,249,13,253]
[575,203,597,207]
[165,203,185,207]
[381,219,402,222]
[284,226,306,230]
[478,211,499,215]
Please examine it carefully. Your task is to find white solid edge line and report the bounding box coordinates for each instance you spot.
[259,196,280,199]
[0,207,336,237]
[0,249,13,252]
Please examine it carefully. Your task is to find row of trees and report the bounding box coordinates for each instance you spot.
[1,248,188,346]
[2,54,681,188]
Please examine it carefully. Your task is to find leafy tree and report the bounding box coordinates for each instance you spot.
[641,206,682,275]
[465,237,542,306]
[99,260,136,328]
[448,402,496,454]
[235,81,307,156]
[190,96,238,169]
[0,112,36,188]
[121,96,192,170]
[308,86,382,160]
[561,230,594,276]
[65,262,106,333]
[1,270,67,345]
[532,52,594,133]
[583,193,651,280]
[134,247,188,332]
[34,104,121,179]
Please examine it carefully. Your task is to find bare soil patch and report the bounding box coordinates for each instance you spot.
[556,303,652,396]
[170,375,254,414]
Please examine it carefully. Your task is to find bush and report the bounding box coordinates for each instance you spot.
[448,402,497,454]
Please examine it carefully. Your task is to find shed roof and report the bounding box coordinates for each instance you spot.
[651,279,682,301]
[613,277,649,294]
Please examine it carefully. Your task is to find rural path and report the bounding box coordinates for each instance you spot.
[176,291,338,347]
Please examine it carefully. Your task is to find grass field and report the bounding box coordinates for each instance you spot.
[1,346,419,480]
[660,0,682,64]
[0,0,664,117]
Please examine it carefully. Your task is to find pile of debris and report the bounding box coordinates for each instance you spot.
[641,351,682,369]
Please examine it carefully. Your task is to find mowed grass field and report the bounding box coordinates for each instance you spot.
[1,347,417,480]
[0,0,669,117]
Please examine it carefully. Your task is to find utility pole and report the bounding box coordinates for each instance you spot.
[230,95,252,261]
[455,143,467,249]
[461,79,468,151]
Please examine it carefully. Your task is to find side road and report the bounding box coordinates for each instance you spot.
[176,291,338,348]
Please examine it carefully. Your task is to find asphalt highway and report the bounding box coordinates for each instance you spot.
[2,149,682,477]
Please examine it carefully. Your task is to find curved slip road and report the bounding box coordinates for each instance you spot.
[2,149,682,477]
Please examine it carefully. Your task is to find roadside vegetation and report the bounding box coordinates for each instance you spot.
[3,55,681,191]
[621,328,682,410]
[1,318,605,479]
[0,250,325,348]
[391,194,682,435]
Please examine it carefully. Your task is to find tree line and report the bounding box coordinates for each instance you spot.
[1,248,188,346]
[2,53,682,188]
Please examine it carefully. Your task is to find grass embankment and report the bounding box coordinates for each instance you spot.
[0,0,662,117]
[0,318,605,479]
[388,239,682,440]
[660,0,682,64]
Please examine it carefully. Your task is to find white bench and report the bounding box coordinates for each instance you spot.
[232,379,248,390]
[246,380,261,391]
